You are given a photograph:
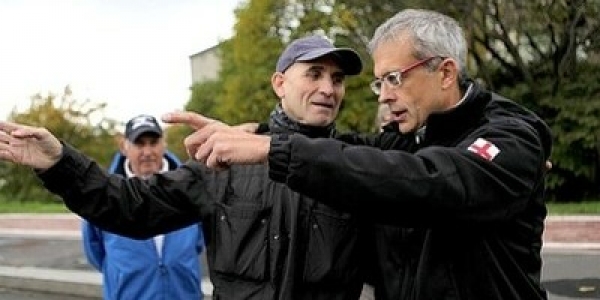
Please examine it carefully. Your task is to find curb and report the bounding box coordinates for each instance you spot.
[0,266,101,299]
[0,214,78,218]
[543,242,600,251]
[546,215,600,221]
[0,229,80,240]
[543,215,600,251]
[0,265,215,299]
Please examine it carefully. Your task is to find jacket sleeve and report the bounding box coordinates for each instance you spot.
[268,119,550,226]
[335,131,416,151]
[81,220,104,271]
[37,144,212,239]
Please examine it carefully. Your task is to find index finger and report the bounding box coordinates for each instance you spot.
[0,121,40,138]
[162,111,216,130]
[0,121,21,134]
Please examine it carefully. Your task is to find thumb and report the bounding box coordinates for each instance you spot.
[162,111,216,130]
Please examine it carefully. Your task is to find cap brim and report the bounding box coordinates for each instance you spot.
[296,48,363,75]
[127,128,162,142]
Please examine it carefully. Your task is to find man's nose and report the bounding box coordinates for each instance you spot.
[319,78,335,96]
[140,144,154,154]
[377,84,393,104]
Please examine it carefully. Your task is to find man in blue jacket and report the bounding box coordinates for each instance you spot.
[82,114,205,300]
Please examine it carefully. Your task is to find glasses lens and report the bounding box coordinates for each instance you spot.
[385,72,401,86]
[370,80,382,95]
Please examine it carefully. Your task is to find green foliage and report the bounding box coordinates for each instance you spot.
[0,199,69,213]
[184,0,600,200]
[482,0,600,200]
[547,200,600,215]
[164,124,193,161]
[213,0,285,124]
[187,80,222,118]
[336,75,379,132]
[210,0,385,132]
[0,86,118,202]
[539,65,599,200]
[499,64,600,200]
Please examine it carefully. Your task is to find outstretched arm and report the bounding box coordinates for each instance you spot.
[163,111,271,168]
[0,120,208,239]
[0,121,63,170]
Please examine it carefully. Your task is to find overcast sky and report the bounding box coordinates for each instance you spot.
[0,0,240,123]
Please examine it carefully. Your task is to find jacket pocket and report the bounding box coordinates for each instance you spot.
[212,202,271,281]
[303,207,360,284]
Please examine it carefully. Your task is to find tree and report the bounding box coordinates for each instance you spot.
[163,124,192,160]
[210,0,384,131]
[186,0,600,199]
[188,80,222,119]
[178,79,225,157]
[0,86,118,202]
[450,0,600,199]
[300,0,600,198]
[214,0,286,124]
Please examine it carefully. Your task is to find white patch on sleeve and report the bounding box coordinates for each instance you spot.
[467,138,500,161]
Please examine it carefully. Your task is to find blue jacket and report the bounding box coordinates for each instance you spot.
[82,151,205,300]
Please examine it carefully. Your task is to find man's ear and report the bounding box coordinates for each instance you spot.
[271,72,285,98]
[440,58,459,89]
[115,134,127,154]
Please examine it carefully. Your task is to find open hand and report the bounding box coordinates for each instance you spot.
[0,121,63,170]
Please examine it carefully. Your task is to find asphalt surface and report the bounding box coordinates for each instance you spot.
[0,237,90,271]
[0,238,598,299]
[542,250,600,299]
[0,214,598,299]
[0,236,211,299]
[0,287,89,300]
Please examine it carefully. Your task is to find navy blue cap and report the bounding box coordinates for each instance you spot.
[124,114,163,142]
[276,35,362,75]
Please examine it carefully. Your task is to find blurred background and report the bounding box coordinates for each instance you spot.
[0,0,599,209]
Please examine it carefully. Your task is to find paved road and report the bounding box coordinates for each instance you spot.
[0,236,598,299]
[0,251,597,300]
[0,214,598,299]
[0,237,90,271]
[0,236,211,299]
[0,287,87,300]
[542,250,600,300]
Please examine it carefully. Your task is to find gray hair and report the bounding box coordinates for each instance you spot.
[368,9,468,76]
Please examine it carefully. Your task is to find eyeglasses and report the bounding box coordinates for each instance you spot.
[370,56,441,95]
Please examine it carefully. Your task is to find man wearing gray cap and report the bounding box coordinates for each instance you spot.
[276,35,362,74]
[0,35,369,299]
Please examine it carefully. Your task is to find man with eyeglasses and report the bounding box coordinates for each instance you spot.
[161,9,552,300]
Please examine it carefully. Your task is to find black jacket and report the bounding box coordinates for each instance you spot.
[267,82,552,300]
[38,107,365,300]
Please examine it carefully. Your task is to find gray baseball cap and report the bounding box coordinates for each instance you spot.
[276,35,362,75]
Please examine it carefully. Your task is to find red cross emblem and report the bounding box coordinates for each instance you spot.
[467,138,500,161]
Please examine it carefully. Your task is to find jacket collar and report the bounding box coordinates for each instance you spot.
[268,103,336,138]
[424,80,491,145]
[124,157,170,178]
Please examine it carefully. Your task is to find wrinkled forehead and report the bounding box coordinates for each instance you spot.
[372,38,417,76]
